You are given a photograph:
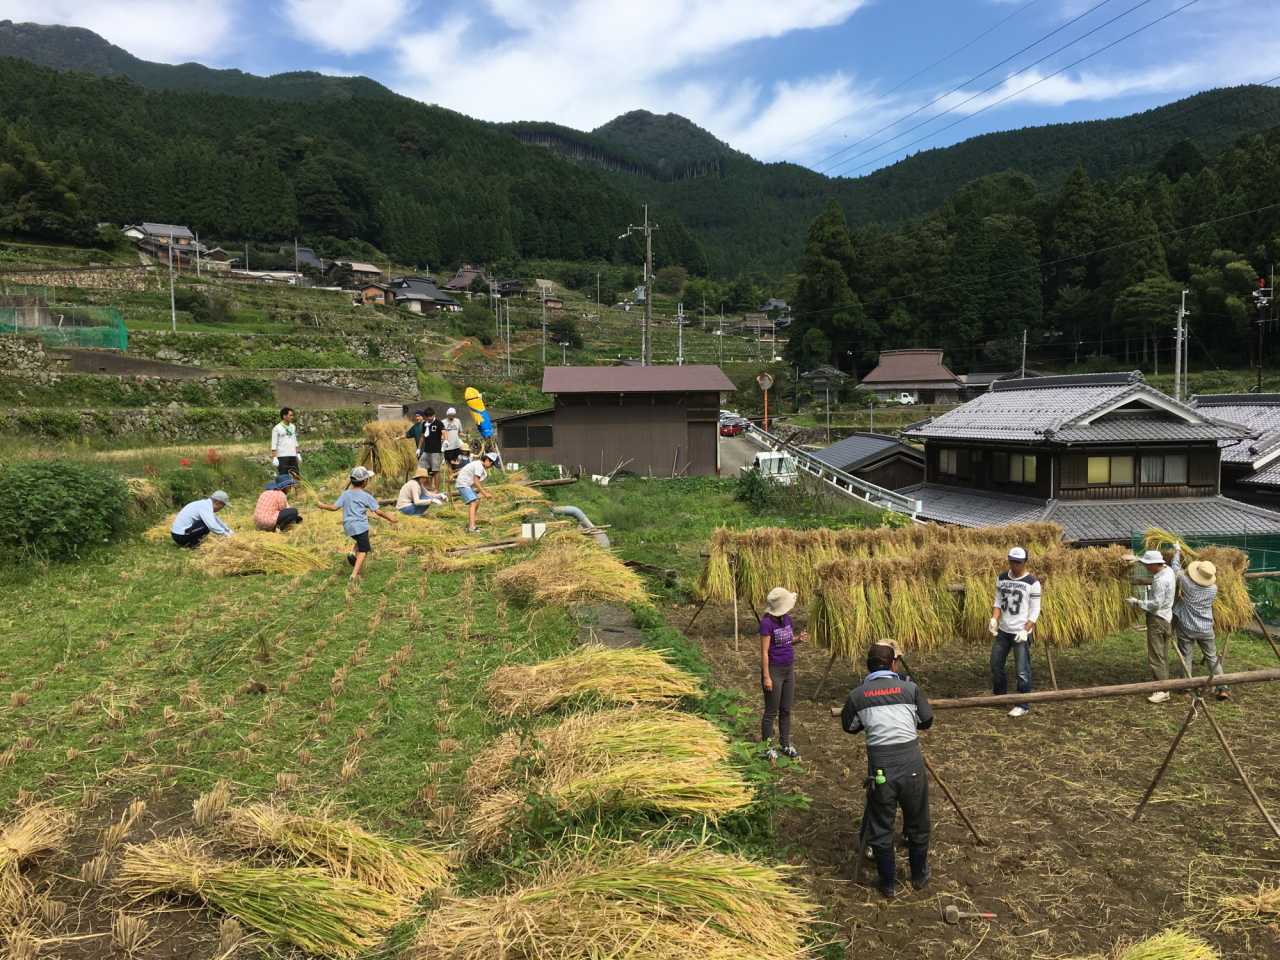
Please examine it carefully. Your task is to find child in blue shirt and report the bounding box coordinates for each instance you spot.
[317,466,398,580]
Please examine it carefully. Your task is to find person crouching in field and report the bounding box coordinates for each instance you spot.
[254,475,303,532]
[317,466,398,581]
[397,467,447,516]
[990,546,1040,719]
[760,586,807,761]
[171,490,234,547]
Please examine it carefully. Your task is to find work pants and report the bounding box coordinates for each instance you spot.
[990,630,1032,710]
[1147,614,1173,682]
[1174,620,1226,694]
[274,507,301,530]
[761,661,794,747]
[864,746,930,859]
[277,455,300,479]
[171,519,210,548]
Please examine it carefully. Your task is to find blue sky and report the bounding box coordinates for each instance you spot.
[7,0,1278,172]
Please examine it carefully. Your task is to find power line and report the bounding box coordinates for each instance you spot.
[763,0,1046,163]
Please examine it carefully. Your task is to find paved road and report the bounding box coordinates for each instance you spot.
[719,434,762,478]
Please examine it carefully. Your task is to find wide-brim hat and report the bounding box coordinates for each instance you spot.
[267,474,298,490]
[1139,549,1167,565]
[765,587,797,617]
[413,467,430,480]
[1187,560,1217,587]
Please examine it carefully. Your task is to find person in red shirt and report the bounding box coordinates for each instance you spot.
[253,475,303,532]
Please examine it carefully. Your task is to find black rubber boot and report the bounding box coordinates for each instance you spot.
[872,856,895,898]
[909,849,930,891]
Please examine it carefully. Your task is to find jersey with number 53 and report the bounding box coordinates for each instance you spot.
[993,571,1041,633]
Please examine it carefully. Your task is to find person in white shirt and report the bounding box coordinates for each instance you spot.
[441,407,466,478]
[455,453,495,533]
[270,408,301,478]
[988,546,1041,719]
[1128,548,1176,703]
[171,491,233,548]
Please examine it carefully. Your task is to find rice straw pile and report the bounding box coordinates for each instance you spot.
[411,841,815,960]
[1141,528,1254,635]
[1213,880,1280,925]
[1072,931,1221,960]
[810,544,1139,656]
[0,807,73,926]
[126,477,167,511]
[494,531,649,607]
[219,803,450,898]
[464,709,752,853]
[696,522,1066,606]
[194,530,329,577]
[359,419,418,484]
[485,645,701,717]
[118,837,405,958]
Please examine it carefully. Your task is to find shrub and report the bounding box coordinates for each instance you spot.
[453,301,495,345]
[181,381,215,406]
[161,463,218,505]
[216,378,274,407]
[548,315,583,350]
[0,459,131,559]
[520,460,561,481]
[302,440,357,478]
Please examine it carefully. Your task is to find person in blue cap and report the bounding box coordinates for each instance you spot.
[253,474,303,532]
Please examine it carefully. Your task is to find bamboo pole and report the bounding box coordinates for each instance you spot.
[731,557,739,654]
[1199,702,1280,840]
[686,598,708,631]
[812,650,838,701]
[1251,605,1280,663]
[1043,641,1059,691]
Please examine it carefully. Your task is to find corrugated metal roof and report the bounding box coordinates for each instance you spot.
[860,349,962,387]
[811,433,919,471]
[542,365,736,394]
[1190,395,1280,463]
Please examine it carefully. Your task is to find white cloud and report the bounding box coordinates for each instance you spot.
[0,0,239,62]
[282,0,417,53]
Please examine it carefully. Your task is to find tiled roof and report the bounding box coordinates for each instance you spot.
[1240,460,1280,486]
[860,349,962,387]
[903,371,1253,444]
[392,276,456,304]
[443,266,483,290]
[542,364,736,394]
[894,483,1280,541]
[1190,395,1280,464]
[811,433,920,472]
[140,222,194,239]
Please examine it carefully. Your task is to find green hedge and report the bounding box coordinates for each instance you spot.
[0,408,373,441]
[0,374,275,409]
[0,459,131,560]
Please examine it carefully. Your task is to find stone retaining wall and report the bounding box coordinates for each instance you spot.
[0,334,55,371]
[0,265,159,291]
[0,406,372,442]
[252,367,418,397]
[126,330,417,367]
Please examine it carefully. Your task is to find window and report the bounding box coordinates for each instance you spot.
[1009,453,1036,484]
[1088,455,1134,485]
[503,425,553,448]
[1141,454,1188,484]
[527,425,554,448]
[939,449,958,475]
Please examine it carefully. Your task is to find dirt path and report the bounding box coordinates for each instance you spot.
[676,602,1280,960]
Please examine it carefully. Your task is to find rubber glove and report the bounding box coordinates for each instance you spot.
[988,617,999,637]
[1014,629,1029,643]
[272,457,279,467]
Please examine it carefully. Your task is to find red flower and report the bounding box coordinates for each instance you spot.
[205,448,223,467]
[179,458,193,468]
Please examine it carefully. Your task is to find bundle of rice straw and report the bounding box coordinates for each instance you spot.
[195,531,329,577]
[219,803,450,898]
[809,544,1140,656]
[126,477,167,512]
[1074,931,1220,960]
[485,483,548,504]
[411,841,815,960]
[381,519,473,555]
[494,531,649,607]
[696,522,1066,607]
[118,837,405,958]
[359,419,417,484]
[1141,528,1254,635]
[143,516,176,542]
[1214,880,1280,925]
[0,807,73,926]
[485,645,701,717]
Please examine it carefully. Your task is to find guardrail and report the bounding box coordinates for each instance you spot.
[743,423,923,516]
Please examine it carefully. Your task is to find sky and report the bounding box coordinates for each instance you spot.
[4,0,1278,173]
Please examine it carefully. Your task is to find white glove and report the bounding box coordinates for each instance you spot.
[272,457,279,467]
[988,617,999,637]
[1014,629,1029,643]
[1175,540,1183,552]
[296,453,302,462]
[1125,597,1140,606]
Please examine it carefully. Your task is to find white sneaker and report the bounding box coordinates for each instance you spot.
[1007,706,1029,718]
[1148,691,1170,704]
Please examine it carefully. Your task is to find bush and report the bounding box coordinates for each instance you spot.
[173,288,212,323]
[302,440,358,478]
[160,463,218,505]
[0,459,131,560]
[216,378,275,407]
[548,315,583,350]
[453,300,495,345]
[519,460,561,481]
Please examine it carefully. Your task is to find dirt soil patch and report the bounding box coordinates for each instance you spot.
[679,602,1280,960]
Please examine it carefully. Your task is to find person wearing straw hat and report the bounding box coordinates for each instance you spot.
[989,546,1041,719]
[1171,546,1227,700]
[253,474,303,532]
[759,586,808,762]
[841,641,934,898]
[170,490,233,547]
[1127,549,1176,703]
[397,467,447,517]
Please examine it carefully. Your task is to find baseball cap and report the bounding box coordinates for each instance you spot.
[211,490,230,505]
[350,466,376,482]
[1007,546,1028,561]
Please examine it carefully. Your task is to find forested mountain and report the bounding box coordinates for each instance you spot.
[0,56,707,273]
[590,110,748,169]
[0,20,401,103]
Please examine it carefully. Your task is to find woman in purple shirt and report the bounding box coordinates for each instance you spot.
[760,586,808,761]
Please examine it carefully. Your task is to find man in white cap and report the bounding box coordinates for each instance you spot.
[1171,547,1227,699]
[989,546,1040,718]
[170,490,233,548]
[759,586,808,761]
[1127,549,1175,702]
[441,406,466,478]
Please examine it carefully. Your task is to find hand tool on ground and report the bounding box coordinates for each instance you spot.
[944,905,996,924]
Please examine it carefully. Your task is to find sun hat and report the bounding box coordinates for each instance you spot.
[881,638,904,660]
[210,490,230,505]
[349,466,376,482]
[765,587,797,617]
[413,467,430,480]
[266,474,297,490]
[1007,546,1028,561]
[1187,560,1217,587]
[1140,549,1167,565]
[447,407,457,415]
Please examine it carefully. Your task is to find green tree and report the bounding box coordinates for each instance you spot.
[453,299,494,345]
[655,264,688,295]
[0,130,101,241]
[548,314,583,349]
[1048,161,1100,285]
[786,199,870,369]
[791,326,831,370]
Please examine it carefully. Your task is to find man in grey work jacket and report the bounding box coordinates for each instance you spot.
[841,642,933,898]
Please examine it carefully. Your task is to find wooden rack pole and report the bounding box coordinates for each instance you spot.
[731,556,739,654]
[812,650,838,701]
[1199,702,1280,840]
[1043,642,1059,691]
[686,598,708,631]
[1251,605,1280,663]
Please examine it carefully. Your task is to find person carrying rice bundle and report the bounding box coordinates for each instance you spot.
[840,641,933,899]
[1127,549,1176,704]
[317,466,399,581]
[253,475,304,533]
[759,587,807,762]
[171,490,233,548]
[397,468,447,517]
[989,546,1040,719]
[1169,544,1227,700]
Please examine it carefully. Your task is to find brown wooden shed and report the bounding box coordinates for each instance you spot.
[495,365,736,477]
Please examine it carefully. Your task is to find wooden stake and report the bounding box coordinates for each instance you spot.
[1043,641,1059,691]
[1199,701,1280,840]
[731,557,739,653]
[1251,605,1280,663]
[812,650,838,701]
[922,751,986,846]
[686,598,708,631]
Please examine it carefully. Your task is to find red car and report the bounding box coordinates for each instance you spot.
[720,422,745,437]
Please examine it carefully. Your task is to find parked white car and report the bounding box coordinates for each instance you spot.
[897,392,917,404]
[744,451,798,485]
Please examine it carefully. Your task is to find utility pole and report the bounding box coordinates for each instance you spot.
[1020,328,1027,379]
[1174,290,1188,401]
[541,282,547,363]
[719,304,724,364]
[596,271,600,312]
[168,236,176,332]
[677,302,683,365]
[506,299,511,378]
[618,205,657,365]
[1255,267,1274,393]
[295,238,300,288]
[244,244,249,272]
